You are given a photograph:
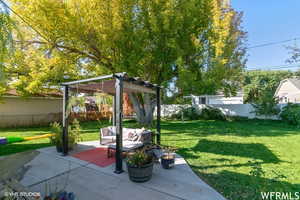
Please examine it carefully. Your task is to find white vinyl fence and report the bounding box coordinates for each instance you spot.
[159,104,288,120]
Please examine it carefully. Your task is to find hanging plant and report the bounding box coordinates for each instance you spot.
[95,93,112,107]
[66,96,86,117]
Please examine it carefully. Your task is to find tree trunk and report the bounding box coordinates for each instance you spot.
[128,93,156,126]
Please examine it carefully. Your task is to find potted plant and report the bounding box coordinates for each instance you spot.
[126,150,154,182]
[68,119,83,150]
[50,122,63,152]
[161,146,176,169]
[43,168,75,200]
[50,119,82,153]
[44,191,75,200]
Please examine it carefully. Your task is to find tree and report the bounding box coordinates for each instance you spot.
[243,70,294,103]
[286,45,300,64]
[0,1,14,95]
[175,1,246,97]
[251,88,280,117]
[243,70,294,116]
[286,45,300,75]
[8,0,246,125]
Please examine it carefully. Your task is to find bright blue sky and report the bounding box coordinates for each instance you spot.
[231,1,300,71]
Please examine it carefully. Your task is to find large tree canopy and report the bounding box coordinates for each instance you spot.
[6,0,246,124]
[0,1,14,95]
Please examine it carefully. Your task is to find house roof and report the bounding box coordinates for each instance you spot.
[287,78,300,90]
[275,77,300,96]
[4,89,62,98]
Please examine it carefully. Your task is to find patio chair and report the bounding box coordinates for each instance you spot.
[100,126,116,145]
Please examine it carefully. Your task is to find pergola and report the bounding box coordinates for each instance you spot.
[61,72,161,174]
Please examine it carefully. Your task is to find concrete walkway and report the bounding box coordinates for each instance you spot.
[20,141,226,200]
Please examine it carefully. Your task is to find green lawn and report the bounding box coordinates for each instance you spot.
[0,119,299,199]
[0,120,138,155]
[162,120,300,200]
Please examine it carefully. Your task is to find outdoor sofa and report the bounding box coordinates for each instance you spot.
[100,127,152,157]
[100,126,152,145]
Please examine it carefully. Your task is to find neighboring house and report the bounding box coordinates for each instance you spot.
[275,77,300,103]
[0,89,63,128]
[187,91,244,105]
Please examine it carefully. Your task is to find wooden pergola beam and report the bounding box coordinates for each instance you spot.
[68,79,156,94]
[123,81,156,94]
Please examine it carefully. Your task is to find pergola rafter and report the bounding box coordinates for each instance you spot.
[61,72,161,174]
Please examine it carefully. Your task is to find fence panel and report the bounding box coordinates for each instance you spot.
[159,104,288,120]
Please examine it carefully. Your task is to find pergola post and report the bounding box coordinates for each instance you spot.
[112,95,116,126]
[114,77,124,174]
[156,87,161,145]
[62,85,69,156]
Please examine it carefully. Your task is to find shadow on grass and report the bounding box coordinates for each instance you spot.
[177,139,281,164]
[161,119,299,137]
[197,170,300,200]
[0,143,52,156]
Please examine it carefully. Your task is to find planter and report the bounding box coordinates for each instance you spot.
[55,144,74,153]
[161,153,175,169]
[56,144,63,152]
[127,162,154,182]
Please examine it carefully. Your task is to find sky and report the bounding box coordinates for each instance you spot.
[231,1,300,71]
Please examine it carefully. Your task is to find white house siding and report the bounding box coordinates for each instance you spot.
[191,95,243,105]
[207,96,243,104]
[275,80,300,103]
[0,97,63,127]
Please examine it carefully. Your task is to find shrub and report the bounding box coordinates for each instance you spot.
[50,122,63,147]
[252,91,280,117]
[69,119,83,145]
[169,106,226,121]
[127,150,153,167]
[280,103,300,126]
[170,106,201,120]
[50,119,82,150]
[200,106,226,121]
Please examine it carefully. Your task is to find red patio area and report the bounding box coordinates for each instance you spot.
[72,147,115,167]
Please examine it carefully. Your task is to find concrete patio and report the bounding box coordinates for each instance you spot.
[20,141,226,200]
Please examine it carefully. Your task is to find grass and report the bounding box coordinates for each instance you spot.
[161,119,300,200]
[0,120,138,155]
[0,119,299,199]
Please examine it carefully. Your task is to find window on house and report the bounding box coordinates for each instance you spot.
[285,97,288,103]
[192,98,196,105]
[200,97,206,104]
